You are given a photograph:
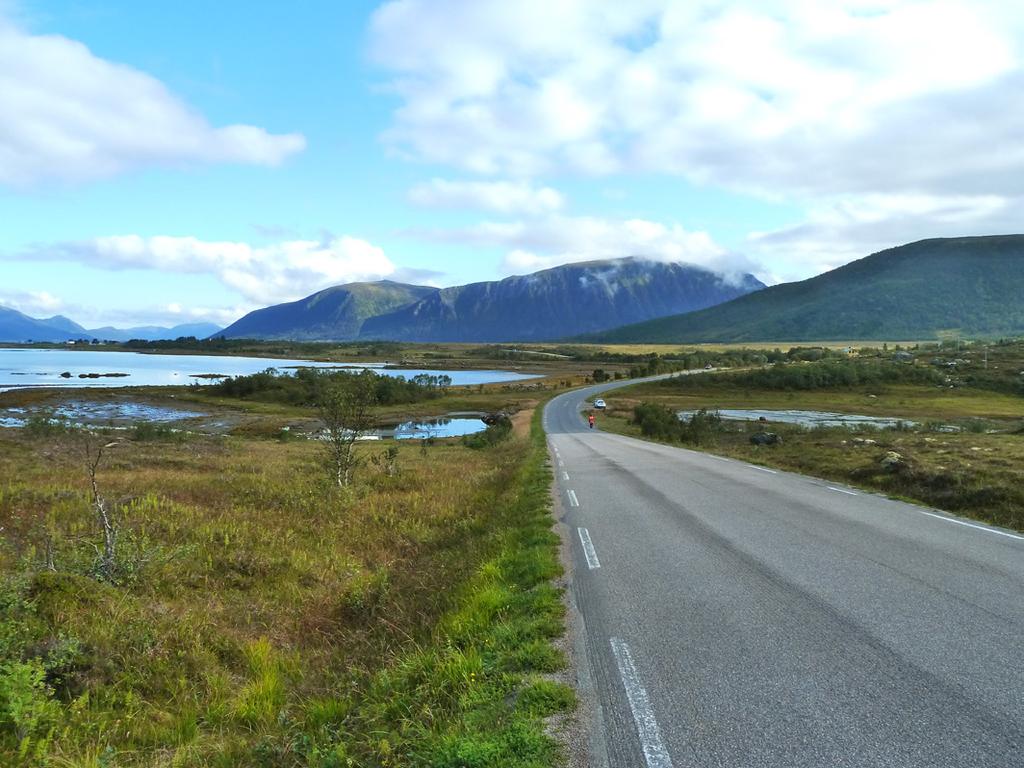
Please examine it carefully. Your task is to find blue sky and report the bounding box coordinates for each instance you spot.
[2,1,1022,327]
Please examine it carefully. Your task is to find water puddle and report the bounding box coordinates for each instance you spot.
[678,408,918,430]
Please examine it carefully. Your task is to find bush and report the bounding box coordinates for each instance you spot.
[632,403,723,445]
[129,421,186,442]
[632,403,683,441]
[463,419,513,449]
[207,367,449,408]
[662,360,944,392]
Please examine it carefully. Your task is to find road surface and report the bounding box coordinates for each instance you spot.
[545,376,1024,768]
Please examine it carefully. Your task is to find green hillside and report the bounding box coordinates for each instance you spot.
[593,236,1024,343]
[219,281,438,340]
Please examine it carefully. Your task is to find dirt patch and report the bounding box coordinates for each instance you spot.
[511,404,537,438]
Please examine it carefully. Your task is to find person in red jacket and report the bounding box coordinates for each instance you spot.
[588,412,595,429]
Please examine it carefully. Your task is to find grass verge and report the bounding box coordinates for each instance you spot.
[0,405,572,766]
[299,406,574,766]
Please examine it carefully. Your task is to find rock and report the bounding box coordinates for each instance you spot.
[852,437,878,445]
[880,451,906,471]
[750,432,782,446]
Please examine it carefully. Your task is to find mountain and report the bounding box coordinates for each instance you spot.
[591,235,1024,343]
[218,259,764,342]
[88,323,223,342]
[37,315,88,334]
[0,306,80,342]
[217,281,439,340]
[360,259,765,342]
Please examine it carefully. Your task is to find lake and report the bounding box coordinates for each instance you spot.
[0,348,540,391]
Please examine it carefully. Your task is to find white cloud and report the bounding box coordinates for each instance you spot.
[408,178,564,214]
[28,234,398,305]
[0,14,305,185]
[370,1,1019,194]
[411,213,759,280]
[0,289,65,317]
[749,192,1017,281]
[373,1,1024,277]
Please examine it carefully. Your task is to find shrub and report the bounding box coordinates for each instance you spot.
[463,419,512,449]
[632,404,723,445]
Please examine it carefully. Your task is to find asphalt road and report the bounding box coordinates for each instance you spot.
[545,376,1024,768]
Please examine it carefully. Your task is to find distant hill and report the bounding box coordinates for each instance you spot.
[220,258,764,342]
[0,306,79,342]
[591,236,1024,343]
[89,323,223,342]
[218,281,439,340]
[0,307,223,344]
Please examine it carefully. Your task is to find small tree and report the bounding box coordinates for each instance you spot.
[81,433,123,581]
[318,373,377,487]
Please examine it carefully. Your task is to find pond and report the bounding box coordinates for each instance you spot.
[380,417,487,440]
[678,408,918,430]
[0,348,540,391]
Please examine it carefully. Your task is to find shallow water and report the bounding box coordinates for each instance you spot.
[0,348,539,391]
[679,408,918,429]
[0,400,206,428]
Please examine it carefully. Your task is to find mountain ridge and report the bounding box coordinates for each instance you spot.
[218,258,765,342]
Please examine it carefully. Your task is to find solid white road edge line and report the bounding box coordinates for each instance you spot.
[828,487,859,496]
[749,465,777,474]
[577,527,601,569]
[915,508,1024,542]
[567,489,580,507]
[609,638,674,768]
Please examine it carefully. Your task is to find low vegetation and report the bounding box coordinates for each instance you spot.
[0,399,572,765]
[206,367,452,407]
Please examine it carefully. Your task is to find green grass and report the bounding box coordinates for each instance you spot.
[0,400,573,766]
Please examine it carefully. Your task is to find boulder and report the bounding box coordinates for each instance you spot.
[880,451,906,471]
[750,432,782,446]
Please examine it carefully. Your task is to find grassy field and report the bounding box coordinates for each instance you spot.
[0,395,573,766]
[598,344,1024,532]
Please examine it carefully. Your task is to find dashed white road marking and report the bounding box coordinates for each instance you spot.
[563,471,570,481]
[610,638,674,768]
[915,508,1024,542]
[567,489,580,507]
[749,465,777,474]
[577,527,600,569]
[827,486,859,496]
[558,458,565,467]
